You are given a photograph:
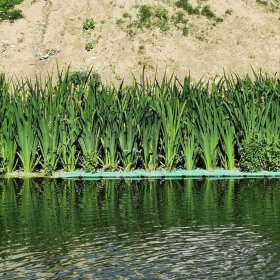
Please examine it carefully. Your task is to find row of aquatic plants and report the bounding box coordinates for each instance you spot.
[0,70,279,174]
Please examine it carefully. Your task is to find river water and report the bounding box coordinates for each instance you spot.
[0,178,280,279]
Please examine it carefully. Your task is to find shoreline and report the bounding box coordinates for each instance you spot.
[2,170,280,180]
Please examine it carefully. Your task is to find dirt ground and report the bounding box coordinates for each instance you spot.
[0,0,280,83]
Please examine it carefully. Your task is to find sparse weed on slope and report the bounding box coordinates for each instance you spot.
[0,0,24,22]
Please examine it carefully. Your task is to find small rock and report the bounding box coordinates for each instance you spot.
[39,53,49,60]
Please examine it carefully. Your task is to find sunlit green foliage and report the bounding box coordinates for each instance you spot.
[175,0,223,22]
[0,0,24,22]
[136,5,170,31]
[0,69,279,173]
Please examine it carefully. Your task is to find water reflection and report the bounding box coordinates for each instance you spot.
[0,179,280,279]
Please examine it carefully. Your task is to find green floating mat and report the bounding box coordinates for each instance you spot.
[59,170,280,180]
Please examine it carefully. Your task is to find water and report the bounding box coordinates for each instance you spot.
[0,178,280,279]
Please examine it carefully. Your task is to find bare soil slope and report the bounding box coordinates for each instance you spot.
[0,0,280,82]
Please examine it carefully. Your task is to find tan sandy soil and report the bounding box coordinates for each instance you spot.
[0,0,280,82]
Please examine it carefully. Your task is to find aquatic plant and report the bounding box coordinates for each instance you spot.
[60,100,80,171]
[195,96,220,170]
[265,142,280,171]
[0,69,279,173]
[101,124,119,171]
[219,120,235,170]
[155,98,186,170]
[239,133,266,172]
[118,111,139,171]
[36,81,62,173]
[79,108,100,172]
[15,93,39,173]
[57,73,80,171]
[141,117,161,171]
[181,121,198,170]
[0,77,17,173]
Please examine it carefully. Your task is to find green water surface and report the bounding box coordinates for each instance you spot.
[0,179,280,279]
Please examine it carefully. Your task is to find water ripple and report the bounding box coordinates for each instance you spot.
[0,179,280,279]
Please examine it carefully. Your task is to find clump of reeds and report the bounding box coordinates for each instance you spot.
[0,69,279,174]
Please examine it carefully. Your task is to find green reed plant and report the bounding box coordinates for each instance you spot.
[155,98,186,170]
[97,86,119,171]
[180,77,206,169]
[15,97,39,173]
[56,71,80,171]
[0,108,18,173]
[263,101,280,172]
[141,116,161,170]
[219,119,235,170]
[263,101,280,144]
[60,101,80,171]
[118,88,144,170]
[0,76,17,173]
[38,111,61,173]
[118,111,139,171]
[79,98,100,172]
[0,69,279,173]
[101,124,119,171]
[181,120,198,170]
[223,74,274,139]
[35,82,62,174]
[195,97,220,170]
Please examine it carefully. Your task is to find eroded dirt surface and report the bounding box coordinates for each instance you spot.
[0,0,280,82]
